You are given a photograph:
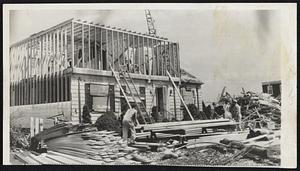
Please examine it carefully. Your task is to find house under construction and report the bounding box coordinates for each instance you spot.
[9,18,203,128]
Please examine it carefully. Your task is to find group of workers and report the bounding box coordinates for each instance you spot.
[222,99,242,131]
[121,100,243,145]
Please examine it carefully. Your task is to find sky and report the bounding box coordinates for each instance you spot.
[9,8,282,102]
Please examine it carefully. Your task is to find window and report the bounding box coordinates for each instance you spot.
[139,87,145,97]
[267,85,273,95]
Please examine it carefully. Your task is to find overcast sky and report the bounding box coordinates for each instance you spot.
[9,8,283,101]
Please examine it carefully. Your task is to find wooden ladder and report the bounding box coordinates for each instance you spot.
[110,64,147,124]
[120,67,154,124]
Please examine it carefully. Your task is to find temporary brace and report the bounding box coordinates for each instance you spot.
[166,70,194,121]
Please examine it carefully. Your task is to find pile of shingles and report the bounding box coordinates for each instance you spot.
[14,130,152,165]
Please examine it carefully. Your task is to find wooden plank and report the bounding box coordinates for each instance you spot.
[71,22,75,67]
[39,118,44,132]
[37,76,40,104]
[49,73,52,103]
[100,28,103,70]
[122,32,124,66]
[148,121,238,132]
[45,74,48,103]
[177,43,180,77]
[173,86,177,119]
[78,78,81,123]
[60,72,64,101]
[72,20,170,42]
[57,72,60,102]
[111,30,114,69]
[28,153,56,165]
[94,26,97,69]
[142,37,145,74]
[64,75,67,101]
[88,25,91,68]
[47,151,87,164]
[151,39,155,75]
[33,77,35,104]
[60,29,64,67]
[132,34,135,69]
[137,36,140,73]
[127,33,130,69]
[116,31,119,69]
[36,155,62,165]
[44,153,79,165]
[105,29,108,69]
[56,30,59,72]
[166,70,193,120]
[47,151,99,164]
[25,79,27,105]
[35,118,40,135]
[141,119,230,130]
[14,153,31,164]
[30,117,35,137]
[64,29,67,68]
[20,80,23,105]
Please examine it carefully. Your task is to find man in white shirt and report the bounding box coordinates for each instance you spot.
[122,104,139,144]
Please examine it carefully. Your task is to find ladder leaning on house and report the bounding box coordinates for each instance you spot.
[109,64,153,124]
[119,66,154,124]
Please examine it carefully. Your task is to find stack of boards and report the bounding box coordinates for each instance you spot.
[14,130,149,165]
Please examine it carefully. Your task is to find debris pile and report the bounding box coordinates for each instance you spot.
[219,90,281,129]
[10,127,30,149]
[149,129,281,166]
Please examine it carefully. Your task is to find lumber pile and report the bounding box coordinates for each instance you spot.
[14,130,155,165]
[42,130,152,164]
[139,119,237,132]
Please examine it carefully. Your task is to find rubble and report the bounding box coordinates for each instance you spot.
[219,90,281,130]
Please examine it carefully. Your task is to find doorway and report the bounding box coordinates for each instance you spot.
[156,87,165,120]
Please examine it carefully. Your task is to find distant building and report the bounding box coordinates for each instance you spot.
[262,80,281,98]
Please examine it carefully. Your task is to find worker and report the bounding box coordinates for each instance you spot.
[206,105,212,119]
[223,100,232,119]
[230,99,242,131]
[211,102,217,119]
[122,104,139,145]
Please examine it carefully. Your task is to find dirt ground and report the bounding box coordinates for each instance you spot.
[138,146,280,166]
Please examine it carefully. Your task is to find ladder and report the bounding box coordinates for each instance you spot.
[120,67,154,124]
[166,70,194,121]
[110,64,148,124]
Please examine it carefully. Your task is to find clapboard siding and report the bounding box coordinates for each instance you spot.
[70,79,86,122]
[68,72,200,124]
